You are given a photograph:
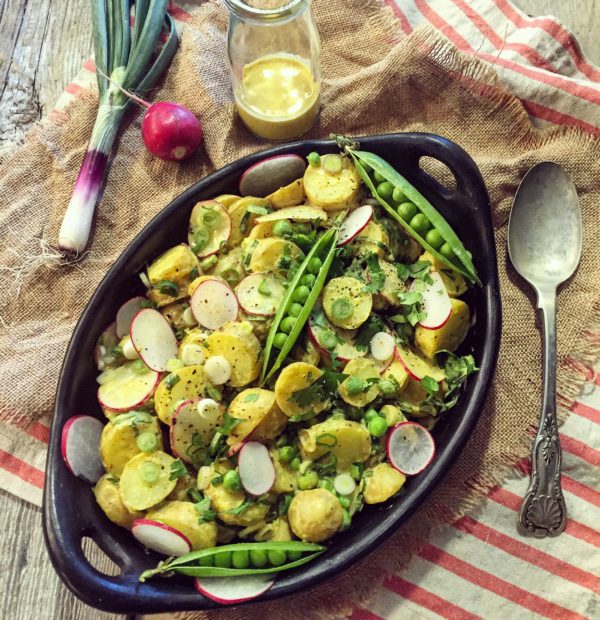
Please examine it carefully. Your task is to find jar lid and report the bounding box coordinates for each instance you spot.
[224,0,307,19]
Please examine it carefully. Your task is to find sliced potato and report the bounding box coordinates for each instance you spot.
[227,388,286,445]
[94,474,142,529]
[147,244,199,306]
[291,335,321,366]
[245,238,303,274]
[214,194,241,209]
[255,517,293,542]
[350,221,389,258]
[339,358,380,407]
[420,251,468,297]
[322,276,372,330]
[207,246,245,287]
[414,298,470,359]
[119,451,177,512]
[380,404,407,426]
[220,321,262,359]
[270,448,297,494]
[382,359,410,393]
[303,155,361,211]
[397,378,434,418]
[288,489,343,543]
[147,501,218,550]
[206,328,260,387]
[373,261,406,310]
[166,474,197,501]
[266,178,305,208]
[248,221,276,240]
[155,365,210,425]
[256,205,328,223]
[363,463,406,504]
[299,418,371,468]
[228,196,268,246]
[161,300,189,330]
[274,362,325,417]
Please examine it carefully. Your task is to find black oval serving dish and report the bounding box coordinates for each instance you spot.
[43,133,501,614]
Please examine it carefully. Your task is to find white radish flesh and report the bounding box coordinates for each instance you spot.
[236,274,286,317]
[410,271,452,329]
[97,362,160,411]
[61,415,104,483]
[116,296,147,338]
[194,575,275,604]
[171,399,222,463]
[238,441,275,496]
[130,309,178,372]
[307,315,366,363]
[337,205,373,246]
[370,332,395,361]
[196,398,221,422]
[239,154,306,197]
[386,421,435,475]
[188,201,232,259]
[204,356,232,385]
[334,473,356,496]
[131,518,191,556]
[191,280,239,330]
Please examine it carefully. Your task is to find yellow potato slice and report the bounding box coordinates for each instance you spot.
[214,194,241,209]
[155,365,210,425]
[94,475,142,529]
[363,463,406,504]
[246,238,303,273]
[205,332,260,387]
[414,298,470,359]
[160,300,189,330]
[228,196,269,246]
[119,451,177,512]
[256,206,328,223]
[100,412,163,476]
[227,388,286,445]
[274,362,325,417]
[147,244,199,307]
[397,378,436,418]
[380,404,407,427]
[303,155,361,211]
[382,359,410,393]
[266,178,305,208]
[420,251,468,297]
[206,246,245,287]
[269,448,297,494]
[349,221,389,258]
[220,321,261,359]
[248,221,276,240]
[323,276,372,330]
[147,501,218,550]
[288,489,343,543]
[373,261,406,310]
[339,358,380,407]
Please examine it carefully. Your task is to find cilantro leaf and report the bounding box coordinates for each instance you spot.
[216,412,242,436]
[225,498,254,515]
[363,254,385,294]
[354,315,386,352]
[420,376,439,395]
[169,459,189,481]
[289,369,348,408]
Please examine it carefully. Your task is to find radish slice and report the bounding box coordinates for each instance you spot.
[97,362,160,411]
[131,518,191,556]
[410,271,452,330]
[239,154,306,197]
[238,441,275,496]
[116,296,147,338]
[94,322,119,370]
[307,314,366,363]
[337,205,373,246]
[194,575,275,604]
[395,344,445,382]
[386,421,436,475]
[191,280,239,330]
[370,331,395,361]
[130,308,179,372]
[370,353,394,374]
[334,473,356,496]
[61,415,104,483]
[236,274,286,316]
[188,201,232,259]
[171,398,224,462]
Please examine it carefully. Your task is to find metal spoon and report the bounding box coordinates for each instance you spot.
[507,162,582,538]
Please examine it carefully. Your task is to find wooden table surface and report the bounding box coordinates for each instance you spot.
[0,1,598,619]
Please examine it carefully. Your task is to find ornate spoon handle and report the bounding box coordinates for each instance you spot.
[518,291,567,537]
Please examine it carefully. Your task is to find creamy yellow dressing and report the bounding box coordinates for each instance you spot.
[235,53,320,141]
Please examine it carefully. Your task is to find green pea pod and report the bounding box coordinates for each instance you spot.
[261,228,339,383]
[349,150,480,286]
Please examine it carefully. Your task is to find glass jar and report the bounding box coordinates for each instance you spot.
[225,0,321,141]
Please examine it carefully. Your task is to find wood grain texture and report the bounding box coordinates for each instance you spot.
[0,2,597,620]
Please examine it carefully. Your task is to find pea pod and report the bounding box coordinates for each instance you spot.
[139,541,325,582]
[261,228,339,383]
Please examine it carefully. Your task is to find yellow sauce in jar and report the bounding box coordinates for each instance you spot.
[235,53,320,141]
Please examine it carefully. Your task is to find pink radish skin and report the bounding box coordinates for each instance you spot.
[191,280,239,330]
[337,205,373,246]
[97,367,160,412]
[130,308,179,372]
[141,102,203,161]
[131,518,192,556]
[386,421,436,475]
[238,441,275,496]
[227,440,246,458]
[116,296,147,338]
[410,271,452,330]
[239,154,306,197]
[194,575,275,604]
[61,415,104,483]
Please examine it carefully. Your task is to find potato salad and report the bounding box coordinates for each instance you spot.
[84,144,478,574]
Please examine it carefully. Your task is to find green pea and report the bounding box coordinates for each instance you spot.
[397,202,417,221]
[198,555,214,567]
[279,446,295,463]
[307,257,322,274]
[440,242,455,260]
[268,549,287,566]
[392,186,407,203]
[288,302,303,317]
[318,331,337,350]
[345,376,367,396]
[279,316,296,334]
[290,457,301,471]
[373,170,386,183]
[377,181,394,200]
[368,416,389,438]
[223,470,242,491]
[301,273,316,287]
[287,549,303,562]
[298,470,319,490]
[341,508,352,530]
[250,549,268,567]
[364,408,379,421]
[307,152,321,166]
[318,478,334,492]
[273,332,288,349]
[273,220,293,238]
[232,550,250,569]
[410,213,430,235]
[338,495,351,509]
[378,380,397,397]
[425,228,444,250]
[293,285,311,304]
[214,552,232,568]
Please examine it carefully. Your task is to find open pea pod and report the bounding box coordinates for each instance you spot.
[261,227,339,383]
[349,150,480,285]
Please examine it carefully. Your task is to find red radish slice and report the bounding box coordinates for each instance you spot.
[410,271,452,330]
[116,296,147,338]
[194,575,275,604]
[130,308,178,372]
[236,274,286,316]
[386,421,436,475]
[238,441,275,496]
[337,205,373,246]
[188,201,232,259]
[191,279,239,330]
[131,518,192,556]
[171,399,223,462]
[227,440,246,458]
[395,344,445,382]
[370,331,395,361]
[239,154,306,197]
[61,415,104,483]
[307,315,366,363]
[97,362,160,411]
[370,353,394,374]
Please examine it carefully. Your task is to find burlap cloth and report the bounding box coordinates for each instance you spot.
[1,1,599,617]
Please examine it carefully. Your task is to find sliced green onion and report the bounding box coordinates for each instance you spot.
[137,431,158,453]
[332,298,352,320]
[323,154,343,173]
[141,461,160,484]
[258,279,271,296]
[156,279,179,297]
[200,255,217,271]
[192,227,211,253]
[220,268,240,286]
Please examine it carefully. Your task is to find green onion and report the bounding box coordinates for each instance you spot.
[141,461,160,483]
[192,227,211,253]
[200,255,217,271]
[332,298,352,320]
[137,431,158,453]
[258,279,271,296]
[202,208,221,229]
[157,279,179,297]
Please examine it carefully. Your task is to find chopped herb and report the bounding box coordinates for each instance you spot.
[278,494,293,516]
[206,384,222,402]
[105,474,119,484]
[216,412,242,436]
[225,499,254,515]
[156,279,179,297]
[244,393,260,403]
[312,453,337,476]
[189,267,199,281]
[289,369,348,408]
[354,315,386,352]
[139,299,156,309]
[420,376,439,395]
[169,459,189,481]
[187,488,202,503]
[288,411,319,423]
[194,498,216,522]
[277,243,292,271]
[396,260,433,283]
[165,373,180,389]
[363,253,385,294]
[258,279,271,296]
[210,474,223,486]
